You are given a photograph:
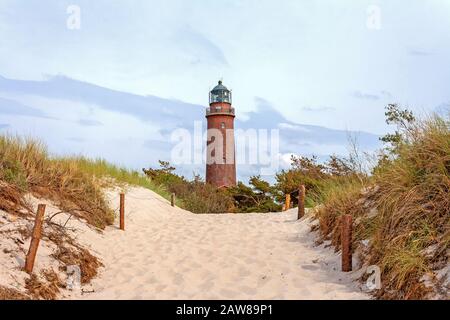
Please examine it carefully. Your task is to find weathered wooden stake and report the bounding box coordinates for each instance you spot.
[24,204,46,274]
[171,193,175,207]
[120,193,125,231]
[284,194,291,211]
[341,214,353,272]
[298,185,306,219]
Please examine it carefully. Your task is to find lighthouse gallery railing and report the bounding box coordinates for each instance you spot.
[206,107,235,116]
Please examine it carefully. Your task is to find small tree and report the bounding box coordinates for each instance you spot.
[380,104,416,154]
[229,175,281,212]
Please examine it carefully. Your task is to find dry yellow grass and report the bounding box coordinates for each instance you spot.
[0,286,30,300]
[314,114,449,299]
[0,135,114,228]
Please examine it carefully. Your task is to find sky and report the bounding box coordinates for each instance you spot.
[0,0,449,180]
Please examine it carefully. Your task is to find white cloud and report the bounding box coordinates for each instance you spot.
[278,123,311,132]
[1,1,449,135]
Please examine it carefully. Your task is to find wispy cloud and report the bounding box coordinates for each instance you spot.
[174,26,228,66]
[143,139,173,150]
[0,97,47,117]
[66,137,86,143]
[409,49,433,56]
[78,119,103,127]
[302,106,335,112]
[380,90,392,98]
[353,91,380,101]
[0,75,203,126]
[278,123,311,132]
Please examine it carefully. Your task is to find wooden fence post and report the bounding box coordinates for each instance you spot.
[284,194,291,211]
[120,193,125,231]
[24,204,46,274]
[341,214,353,272]
[171,193,175,207]
[298,185,305,219]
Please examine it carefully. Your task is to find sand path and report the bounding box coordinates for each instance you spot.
[70,186,368,300]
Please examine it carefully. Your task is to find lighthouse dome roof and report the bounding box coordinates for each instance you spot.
[209,80,232,104]
[211,80,229,93]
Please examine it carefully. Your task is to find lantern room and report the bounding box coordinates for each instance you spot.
[209,80,232,104]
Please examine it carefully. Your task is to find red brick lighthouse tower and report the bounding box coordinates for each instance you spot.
[205,80,237,187]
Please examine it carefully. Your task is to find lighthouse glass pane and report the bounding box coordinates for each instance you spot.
[210,91,231,103]
[210,93,218,103]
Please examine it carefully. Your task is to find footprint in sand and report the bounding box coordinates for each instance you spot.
[121,252,137,259]
[238,267,252,277]
[172,273,185,285]
[143,275,158,285]
[243,257,259,265]
[197,247,213,257]
[198,280,215,291]
[198,268,214,280]
[238,285,258,296]
[301,264,319,271]
[219,288,239,298]
[188,261,202,269]
[257,275,270,287]
[292,277,306,289]
[155,284,167,292]
[121,262,136,269]
[299,287,312,296]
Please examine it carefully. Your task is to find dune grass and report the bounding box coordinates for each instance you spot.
[68,157,181,205]
[0,135,114,228]
[368,115,449,298]
[0,286,29,300]
[313,114,449,299]
[0,135,179,228]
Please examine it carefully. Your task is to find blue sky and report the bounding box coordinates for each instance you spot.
[0,1,449,180]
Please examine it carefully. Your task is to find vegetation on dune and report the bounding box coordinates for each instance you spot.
[143,161,235,213]
[141,155,360,214]
[228,176,281,213]
[143,160,286,213]
[1,103,447,300]
[0,285,30,300]
[0,137,164,299]
[312,105,449,299]
[0,136,113,228]
[369,111,449,299]
[275,154,363,208]
[68,157,177,204]
[141,135,377,215]
[0,138,177,228]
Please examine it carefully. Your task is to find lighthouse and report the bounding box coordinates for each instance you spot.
[205,80,237,187]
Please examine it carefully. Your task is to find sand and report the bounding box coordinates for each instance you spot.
[0,185,369,299]
[63,186,369,300]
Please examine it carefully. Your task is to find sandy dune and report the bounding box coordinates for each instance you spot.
[65,186,368,300]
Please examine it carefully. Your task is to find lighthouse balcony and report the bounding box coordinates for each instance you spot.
[206,107,235,116]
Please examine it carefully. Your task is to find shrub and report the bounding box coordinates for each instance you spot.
[228,176,281,212]
[314,106,449,299]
